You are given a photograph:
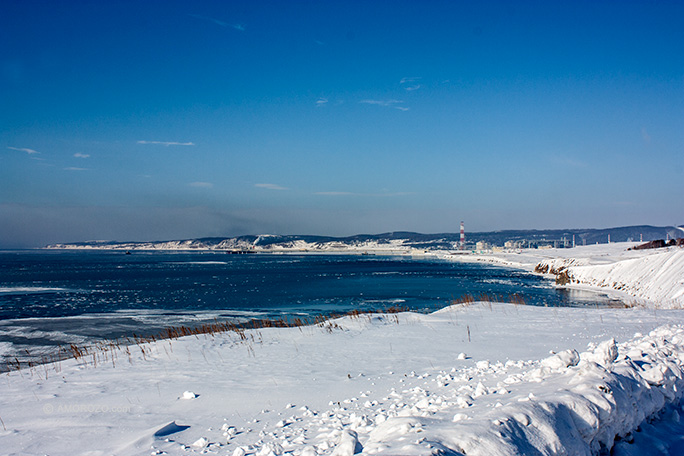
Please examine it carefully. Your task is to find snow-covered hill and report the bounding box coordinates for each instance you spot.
[44,225,683,252]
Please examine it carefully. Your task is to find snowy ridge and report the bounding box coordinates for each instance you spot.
[535,248,684,307]
[42,225,684,252]
[45,238,420,253]
[438,242,684,307]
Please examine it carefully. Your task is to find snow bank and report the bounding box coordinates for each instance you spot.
[3,303,684,455]
[536,248,684,307]
[441,242,684,307]
[364,325,684,455]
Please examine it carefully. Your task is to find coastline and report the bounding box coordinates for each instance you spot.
[2,243,683,454]
[436,242,684,309]
[36,241,684,308]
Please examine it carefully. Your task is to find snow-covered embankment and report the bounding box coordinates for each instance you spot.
[535,247,684,307]
[365,322,684,455]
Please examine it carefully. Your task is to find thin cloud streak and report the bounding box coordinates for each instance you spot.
[137,141,195,146]
[190,13,228,27]
[360,99,409,111]
[359,99,403,107]
[73,153,90,158]
[551,154,587,168]
[256,183,289,191]
[8,146,39,154]
[64,167,88,171]
[400,76,421,84]
[315,191,355,196]
[189,182,214,188]
[316,191,413,197]
[190,14,245,31]
[400,76,421,91]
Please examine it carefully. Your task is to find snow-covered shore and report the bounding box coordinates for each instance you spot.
[438,242,684,308]
[2,304,684,455]
[3,243,684,455]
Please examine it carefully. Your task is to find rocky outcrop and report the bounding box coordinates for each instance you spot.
[534,250,684,306]
[630,239,684,250]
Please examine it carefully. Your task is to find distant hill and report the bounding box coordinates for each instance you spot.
[45,225,684,252]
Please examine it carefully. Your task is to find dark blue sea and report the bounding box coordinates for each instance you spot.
[0,250,622,369]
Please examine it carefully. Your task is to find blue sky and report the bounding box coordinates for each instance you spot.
[1,0,682,247]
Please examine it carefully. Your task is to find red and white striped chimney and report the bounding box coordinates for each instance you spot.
[460,221,465,249]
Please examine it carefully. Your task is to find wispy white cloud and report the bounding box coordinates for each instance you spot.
[400,77,422,91]
[64,167,88,171]
[190,13,227,27]
[315,191,355,196]
[8,146,39,154]
[73,153,90,158]
[360,99,403,107]
[190,14,245,31]
[359,99,410,111]
[316,97,329,107]
[316,191,413,197]
[189,181,214,188]
[137,140,195,147]
[255,183,289,191]
[551,154,587,168]
[400,76,421,84]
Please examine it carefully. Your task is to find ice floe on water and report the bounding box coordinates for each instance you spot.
[0,286,70,294]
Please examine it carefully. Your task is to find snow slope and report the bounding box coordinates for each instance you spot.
[440,243,684,307]
[536,248,684,307]
[3,303,684,455]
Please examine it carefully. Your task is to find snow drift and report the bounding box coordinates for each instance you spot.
[363,325,684,455]
[4,302,684,455]
[535,248,684,307]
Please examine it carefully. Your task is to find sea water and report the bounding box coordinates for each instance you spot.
[0,250,622,368]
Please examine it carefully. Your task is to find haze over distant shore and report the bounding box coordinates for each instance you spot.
[44,224,683,252]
